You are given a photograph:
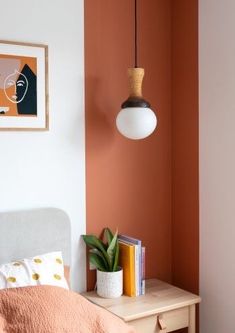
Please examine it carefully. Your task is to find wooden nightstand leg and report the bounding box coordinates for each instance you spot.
[188,304,195,333]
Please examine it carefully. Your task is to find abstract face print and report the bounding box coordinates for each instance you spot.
[4,70,29,104]
[0,55,37,116]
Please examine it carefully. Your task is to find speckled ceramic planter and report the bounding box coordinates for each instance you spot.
[97,267,123,298]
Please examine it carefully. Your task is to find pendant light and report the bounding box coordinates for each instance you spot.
[116,0,157,140]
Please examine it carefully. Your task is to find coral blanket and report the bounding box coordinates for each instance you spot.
[0,286,136,333]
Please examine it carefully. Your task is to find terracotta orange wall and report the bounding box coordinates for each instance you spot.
[171,0,199,295]
[85,0,172,289]
[85,0,199,295]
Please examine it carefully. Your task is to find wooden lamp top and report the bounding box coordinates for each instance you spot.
[128,67,144,98]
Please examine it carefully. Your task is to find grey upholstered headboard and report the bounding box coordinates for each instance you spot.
[0,208,71,266]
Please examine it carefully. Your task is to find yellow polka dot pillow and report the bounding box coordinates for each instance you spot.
[0,251,69,290]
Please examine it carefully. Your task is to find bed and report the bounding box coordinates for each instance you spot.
[0,208,135,333]
[0,208,71,267]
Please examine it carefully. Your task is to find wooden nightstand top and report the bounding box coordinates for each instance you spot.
[82,279,201,322]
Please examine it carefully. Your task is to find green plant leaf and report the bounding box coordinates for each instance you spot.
[89,249,109,270]
[82,234,106,252]
[113,241,119,272]
[104,228,114,246]
[89,252,107,271]
[107,230,118,270]
[82,235,111,270]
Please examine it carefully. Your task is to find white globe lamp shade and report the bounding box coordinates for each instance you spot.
[117,67,157,140]
[116,107,157,140]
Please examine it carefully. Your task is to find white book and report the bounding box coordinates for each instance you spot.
[133,243,139,296]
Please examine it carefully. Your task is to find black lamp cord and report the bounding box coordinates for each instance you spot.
[134,0,138,68]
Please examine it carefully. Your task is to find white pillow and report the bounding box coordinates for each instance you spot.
[0,251,69,290]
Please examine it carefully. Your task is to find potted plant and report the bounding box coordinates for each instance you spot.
[82,228,122,298]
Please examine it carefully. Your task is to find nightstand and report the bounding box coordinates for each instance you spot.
[82,279,201,333]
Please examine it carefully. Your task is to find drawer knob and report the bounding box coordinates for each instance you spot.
[157,316,167,333]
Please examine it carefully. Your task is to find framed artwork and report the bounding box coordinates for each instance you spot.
[0,41,48,130]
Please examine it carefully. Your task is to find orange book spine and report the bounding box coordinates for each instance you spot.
[119,241,135,297]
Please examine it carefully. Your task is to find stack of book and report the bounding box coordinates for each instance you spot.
[118,234,145,297]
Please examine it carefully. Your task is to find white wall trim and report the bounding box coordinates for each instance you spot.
[199,0,235,331]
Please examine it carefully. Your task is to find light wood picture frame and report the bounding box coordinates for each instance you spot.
[0,40,48,131]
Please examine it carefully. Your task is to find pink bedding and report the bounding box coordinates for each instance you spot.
[0,286,136,333]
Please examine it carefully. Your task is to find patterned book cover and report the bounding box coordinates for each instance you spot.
[141,246,146,295]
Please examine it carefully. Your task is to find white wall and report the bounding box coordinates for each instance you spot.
[0,0,86,291]
[199,0,235,331]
